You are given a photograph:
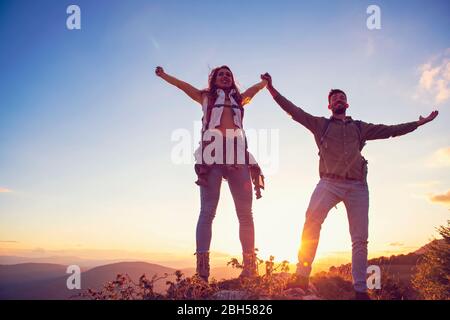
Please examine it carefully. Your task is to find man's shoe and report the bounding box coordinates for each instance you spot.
[354,291,371,300]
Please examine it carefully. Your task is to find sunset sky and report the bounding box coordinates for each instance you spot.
[0,0,449,270]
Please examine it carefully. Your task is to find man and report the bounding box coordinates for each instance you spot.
[261,73,438,300]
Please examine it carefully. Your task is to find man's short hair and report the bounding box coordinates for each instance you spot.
[328,89,347,103]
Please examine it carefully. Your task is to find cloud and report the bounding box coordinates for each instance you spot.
[0,241,18,243]
[427,147,450,167]
[389,242,404,247]
[408,180,441,188]
[0,187,12,193]
[415,48,450,105]
[429,190,450,206]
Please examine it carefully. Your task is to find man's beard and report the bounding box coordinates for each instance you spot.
[333,106,346,115]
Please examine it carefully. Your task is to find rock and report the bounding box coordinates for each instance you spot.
[302,294,321,300]
[212,290,249,300]
[308,283,320,296]
[283,288,306,297]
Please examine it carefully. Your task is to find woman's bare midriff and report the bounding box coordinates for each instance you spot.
[217,104,239,136]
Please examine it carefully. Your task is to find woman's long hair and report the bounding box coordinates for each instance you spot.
[202,65,243,107]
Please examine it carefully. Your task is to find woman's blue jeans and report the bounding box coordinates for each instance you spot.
[196,164,255,254]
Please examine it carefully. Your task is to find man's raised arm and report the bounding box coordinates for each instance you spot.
[261,73,321,134]
[360,110,439,141]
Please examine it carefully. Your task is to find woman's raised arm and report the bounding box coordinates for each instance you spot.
[241,79,268,105]
[155,66,203,104]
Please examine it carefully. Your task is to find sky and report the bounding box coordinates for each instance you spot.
[0,0,449,270]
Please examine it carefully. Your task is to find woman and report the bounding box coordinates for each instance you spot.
[155,65,267,281]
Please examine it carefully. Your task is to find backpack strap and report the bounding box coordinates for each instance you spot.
[240,103,245,123]
[354,120,366,151]
[319,118,332,147]
[354,120,369,180]
[317,118,332,175]
[201,94,212,132]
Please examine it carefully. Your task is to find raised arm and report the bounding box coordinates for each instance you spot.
[260,73,322,134]
[360,110,439,140]
[155,66,203,104]
[241,79,268,105]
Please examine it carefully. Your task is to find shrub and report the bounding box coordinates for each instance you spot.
[411,221,450,300]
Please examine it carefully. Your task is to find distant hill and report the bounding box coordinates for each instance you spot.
[414,239,445,255]
[0,262,176,300]
[323,239,447,299]
[329,250,422,283]
[76,261,177,294]
[0,263,69,300]
[0,255,132,268]
[0,263,68,287]
[0,240,444,300]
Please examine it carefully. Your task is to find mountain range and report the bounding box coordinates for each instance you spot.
[0,241,441,300]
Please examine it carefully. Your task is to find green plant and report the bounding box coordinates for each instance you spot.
[80,273,167,300]
[412,221,450,300]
